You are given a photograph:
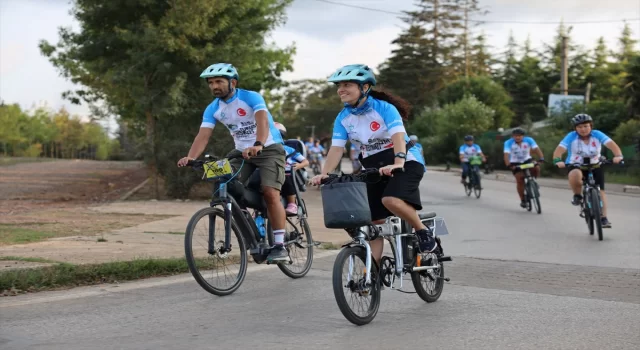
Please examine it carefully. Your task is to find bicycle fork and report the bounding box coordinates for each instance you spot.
[209,183,233,254]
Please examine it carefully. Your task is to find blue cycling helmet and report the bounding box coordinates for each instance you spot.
[464,135,474,141]
[328,64,376,107]
[327,64,376,86]
[200,63,239,81]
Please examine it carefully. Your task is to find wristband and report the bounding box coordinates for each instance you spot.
[553,157,561,164]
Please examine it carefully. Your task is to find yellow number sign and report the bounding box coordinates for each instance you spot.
[204,159,233,179]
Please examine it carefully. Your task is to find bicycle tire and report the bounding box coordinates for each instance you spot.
[411,251,445,303]
[583,200,594,235]
[332,246,381,325]
[590,188,603,241]
[184,207,248,296]
[530,181,541,214]
[277,218,314,279]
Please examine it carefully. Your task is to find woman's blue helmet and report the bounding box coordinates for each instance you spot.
[327,64,376,86]
[200,63,239,81]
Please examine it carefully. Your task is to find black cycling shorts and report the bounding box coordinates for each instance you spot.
[365,161,424,221]
[568,166,605,190]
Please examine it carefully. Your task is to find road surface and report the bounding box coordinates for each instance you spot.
[1,171,639,349]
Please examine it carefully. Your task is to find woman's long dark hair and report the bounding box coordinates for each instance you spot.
[368,89,412,121]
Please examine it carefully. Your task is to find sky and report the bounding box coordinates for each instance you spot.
[1,0,639,131]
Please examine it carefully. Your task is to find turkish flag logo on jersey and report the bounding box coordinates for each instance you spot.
[370,121,381,131]
[592,141,596,147]
[523,144,527,149]
[237,108,247,117]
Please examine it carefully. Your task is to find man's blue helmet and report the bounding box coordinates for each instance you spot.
[200,63,239,81]
[327,64,376,86]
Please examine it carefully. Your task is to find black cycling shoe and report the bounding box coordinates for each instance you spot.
[415,229,438,253]
[267,245,289,261]
[571,194,583,206]
[601,217,612,228]
[520,200,527,208]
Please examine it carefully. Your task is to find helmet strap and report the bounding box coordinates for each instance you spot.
[352,84,371,108]
[221,79,236,101]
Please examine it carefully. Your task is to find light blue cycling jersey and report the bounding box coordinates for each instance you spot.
[284,145,306,173]
[331,97,425,170]
[459,143,482,162]
[558,130,612,165]
[503,137,539,163]
[200,89,283,151]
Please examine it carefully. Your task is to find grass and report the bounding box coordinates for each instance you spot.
[605,173,640,186]
[0,257,226,294]
[0,225,58,244]
[0,156,55,167]
[319,242,341,250]
[0,256,59,264]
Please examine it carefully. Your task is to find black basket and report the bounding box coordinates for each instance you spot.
[321,181,371,229]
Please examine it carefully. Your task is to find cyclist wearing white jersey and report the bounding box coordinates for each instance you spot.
[459,135,486,184]
[552,113,624,228]
[177,63,289,261]
[503,128,544,208]
[310,64,437,266]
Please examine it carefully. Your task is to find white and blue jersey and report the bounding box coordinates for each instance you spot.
[504,137,538,163]
[200,89,283,151]
[284,145,306,173]
[331,97,425,170]
[558,130,612,165]
[459,144,482,162]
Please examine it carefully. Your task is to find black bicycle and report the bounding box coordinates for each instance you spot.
[573,158,622,241]
[515,161,541,214]
[463,156,483,198]
[321,169,452,325]
[184,152,315,296]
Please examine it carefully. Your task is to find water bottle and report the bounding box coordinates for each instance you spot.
[255,215,266,237]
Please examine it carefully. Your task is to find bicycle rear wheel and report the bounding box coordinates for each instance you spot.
[332,246,381,325]
[184,207,247,296]
[276,217,314,279]
[411,250,444,303]
[589,188,603,241]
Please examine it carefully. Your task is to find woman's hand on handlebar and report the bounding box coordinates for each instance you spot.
[379,163,403,176]
[309,174,328,186]
[177,157,194,167]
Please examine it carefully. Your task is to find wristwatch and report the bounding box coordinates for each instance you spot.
[394,152,407,159]
[253,141,264,147]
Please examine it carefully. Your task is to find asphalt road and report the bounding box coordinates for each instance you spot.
[1,171,639,350]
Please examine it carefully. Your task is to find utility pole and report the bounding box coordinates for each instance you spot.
[561,36,568,95]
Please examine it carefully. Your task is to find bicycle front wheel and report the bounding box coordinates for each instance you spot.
[589,188,603,241]
[184,207,248,296]
[332,246,381,325]
[529,181,541,214]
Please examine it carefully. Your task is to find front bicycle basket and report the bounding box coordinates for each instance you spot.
[321,181,371,229]
[203,159,235,181]
[469,156,483,166]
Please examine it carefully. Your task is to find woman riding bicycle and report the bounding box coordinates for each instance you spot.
[552,113,624,228]
[310,64,437,266]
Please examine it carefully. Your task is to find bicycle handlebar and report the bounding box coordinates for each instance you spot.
[185,151,262,168]
[319,167,404,185]
[568,157,624,167]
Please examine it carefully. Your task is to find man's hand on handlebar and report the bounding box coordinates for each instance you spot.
[177,157,194,167]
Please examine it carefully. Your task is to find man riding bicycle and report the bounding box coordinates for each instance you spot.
[177,63,289,261]
[503,128,544,208]
[552,113,624,228]
[459,135,486,185]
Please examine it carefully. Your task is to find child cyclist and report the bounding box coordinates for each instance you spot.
[274,122,309,216]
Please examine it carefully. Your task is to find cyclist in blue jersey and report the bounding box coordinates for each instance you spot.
[459,135,486,184]
[504,128,545,208]
[274,122,310,216]
[552,114,624,228]
[309,64,437,266]
[409,135,424,158]
[177,63,289,261]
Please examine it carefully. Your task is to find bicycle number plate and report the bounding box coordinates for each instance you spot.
[519,163,535,169]
[426,217,449,236]
[204,159,233,180]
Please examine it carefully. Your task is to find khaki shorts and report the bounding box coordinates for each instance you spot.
[226,143,286,191]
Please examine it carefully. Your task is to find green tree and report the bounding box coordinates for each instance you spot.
[437,76,513,129]
[40,0,295,198]
[0,104,27,156]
